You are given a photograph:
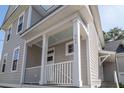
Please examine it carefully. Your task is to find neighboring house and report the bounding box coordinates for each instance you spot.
[0,5,119,88]
[105,39,124,85]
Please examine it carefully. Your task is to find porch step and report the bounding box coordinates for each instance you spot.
[100,82,117,88]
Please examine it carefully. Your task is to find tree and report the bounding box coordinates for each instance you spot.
[103,27,124,42]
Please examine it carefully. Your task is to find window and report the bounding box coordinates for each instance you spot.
[12,47,20,71]
[1,54,7,72]
[66,41,74,56]
[47,48,55,63]
[17,13,24,33]
[7,26,12,41]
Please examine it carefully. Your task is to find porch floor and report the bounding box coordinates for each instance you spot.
[0,83,90,88]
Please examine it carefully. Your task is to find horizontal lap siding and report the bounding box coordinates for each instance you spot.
[88,22,100,87]
[117,55,124,72]
[51,40,73,63]
[0,72,21,84]
[0,8,28,84]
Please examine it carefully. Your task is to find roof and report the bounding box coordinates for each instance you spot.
[105,39,124,53]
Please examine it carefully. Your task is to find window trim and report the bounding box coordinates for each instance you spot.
[16,11,25,35]
[47,47,55,64]
[6,24,12,42]
[65,41,74,56]
[1,53,8,73]
[11,46,20,72]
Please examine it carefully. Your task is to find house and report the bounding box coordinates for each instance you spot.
[105,39,124,85]
[0,5,119,88]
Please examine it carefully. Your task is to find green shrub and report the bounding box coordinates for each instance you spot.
[119,83,124,88]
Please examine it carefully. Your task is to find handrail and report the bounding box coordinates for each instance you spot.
[46,61,73,66]
[26,66,41,70]
[114,71,119,88]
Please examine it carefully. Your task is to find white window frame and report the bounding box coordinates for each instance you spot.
[1,53,8,73]
[11,46,20,72]
[6,24,12,42]
[65,41,74,56]
[47,47,55,64]
[16,11,25,34]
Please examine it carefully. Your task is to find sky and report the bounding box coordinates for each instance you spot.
[0,5,124,60]
[98,5,124,32]
[0,5,8,60]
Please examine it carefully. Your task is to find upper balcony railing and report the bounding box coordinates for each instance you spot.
[20,5,62,35]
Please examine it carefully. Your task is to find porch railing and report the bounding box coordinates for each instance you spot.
[45,61,73,85]
[24,66,41,83]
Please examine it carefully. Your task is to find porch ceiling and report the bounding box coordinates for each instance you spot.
[28,27,73,47]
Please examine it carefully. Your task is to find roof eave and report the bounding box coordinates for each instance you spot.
[89,5,105,47]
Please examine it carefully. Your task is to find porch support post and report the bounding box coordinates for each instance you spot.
[72,18,82,87]
[27,6,32,28]
[39,34,48,85]
[20,41,27,84]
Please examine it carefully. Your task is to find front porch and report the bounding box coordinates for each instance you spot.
[25,61,73,86]
[21,14,90,87]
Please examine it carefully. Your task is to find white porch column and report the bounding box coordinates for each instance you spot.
[39,34,48,85]
[72,18,82,87]
[27,6,32,28]
[20,41,27,84]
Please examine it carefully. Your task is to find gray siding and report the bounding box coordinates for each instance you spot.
[51,40,73,63]
[117,54,124,72]
[103,62,116,82]
[0,8,29,84]
[88,22,101,87]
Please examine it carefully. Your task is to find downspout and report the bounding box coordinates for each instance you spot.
[115,53,120,88]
